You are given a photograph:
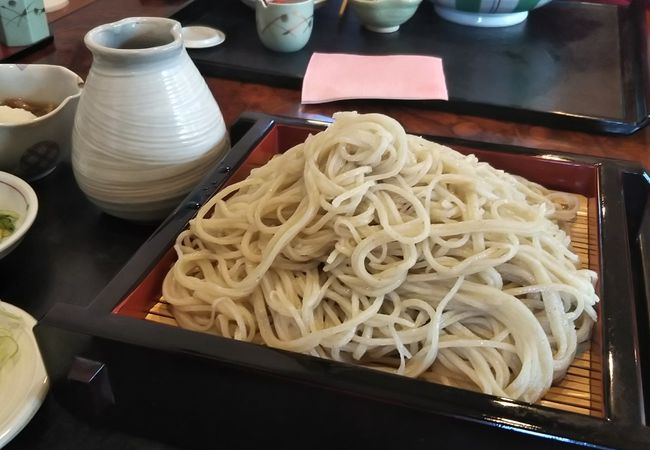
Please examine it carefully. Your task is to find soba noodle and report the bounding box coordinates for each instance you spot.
[162,112,599,403]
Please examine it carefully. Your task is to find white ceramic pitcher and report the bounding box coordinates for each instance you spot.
[72,17,229,221]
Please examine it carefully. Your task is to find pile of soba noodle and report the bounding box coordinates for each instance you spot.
[163,112,599,403]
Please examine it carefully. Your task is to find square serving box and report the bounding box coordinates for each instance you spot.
[35,113,650,449]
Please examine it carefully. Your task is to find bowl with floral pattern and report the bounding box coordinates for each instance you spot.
[431,0,552,27]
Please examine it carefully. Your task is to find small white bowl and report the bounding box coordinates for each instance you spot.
[0,172,38,260]
[0,64,83,181]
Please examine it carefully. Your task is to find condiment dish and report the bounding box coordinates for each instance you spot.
[0,171,38,260]
[0,64,83,180]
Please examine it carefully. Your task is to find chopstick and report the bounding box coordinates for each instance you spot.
[339,0,348,16]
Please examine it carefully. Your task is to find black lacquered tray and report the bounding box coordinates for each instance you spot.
[35,113,650,449]
[0,36,53,63]
[172,0,649,135]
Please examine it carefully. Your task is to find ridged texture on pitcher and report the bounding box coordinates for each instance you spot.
[72,17,229,221]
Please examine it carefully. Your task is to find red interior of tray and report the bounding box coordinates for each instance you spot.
[112,124,319,319]
[112,122,603,417]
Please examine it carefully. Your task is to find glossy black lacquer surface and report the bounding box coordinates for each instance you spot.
[34,113,650,450]
[0,35,54,63]
[173,0,649,134]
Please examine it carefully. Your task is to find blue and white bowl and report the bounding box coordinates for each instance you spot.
[431,0,552,27]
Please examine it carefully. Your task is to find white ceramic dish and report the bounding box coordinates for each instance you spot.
[0,64,83,180]
[0,302,49,448]
[43,0,69,12]
[0,172,38,260]
[182,26,226,48]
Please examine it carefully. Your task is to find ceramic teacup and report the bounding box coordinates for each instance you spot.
[255,0,314,52]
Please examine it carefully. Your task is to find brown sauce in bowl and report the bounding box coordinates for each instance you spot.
[1,98,56,117]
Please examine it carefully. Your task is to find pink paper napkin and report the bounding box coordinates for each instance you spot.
[301,53,448,104]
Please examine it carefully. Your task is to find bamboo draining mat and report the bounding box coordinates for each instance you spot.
[539,194,603,417]
[145,194,604,418]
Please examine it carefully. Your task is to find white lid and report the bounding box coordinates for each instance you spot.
[182,26,226,49]
[43,0,69,13]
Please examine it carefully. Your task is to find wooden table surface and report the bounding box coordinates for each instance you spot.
[25,0,650,170]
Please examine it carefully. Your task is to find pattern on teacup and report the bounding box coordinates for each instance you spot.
[261,12,313,35]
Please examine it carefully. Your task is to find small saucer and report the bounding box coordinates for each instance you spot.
[43,0,69,13]
[182,26,226,49]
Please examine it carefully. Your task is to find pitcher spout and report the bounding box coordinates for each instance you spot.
[84,17,183,64]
